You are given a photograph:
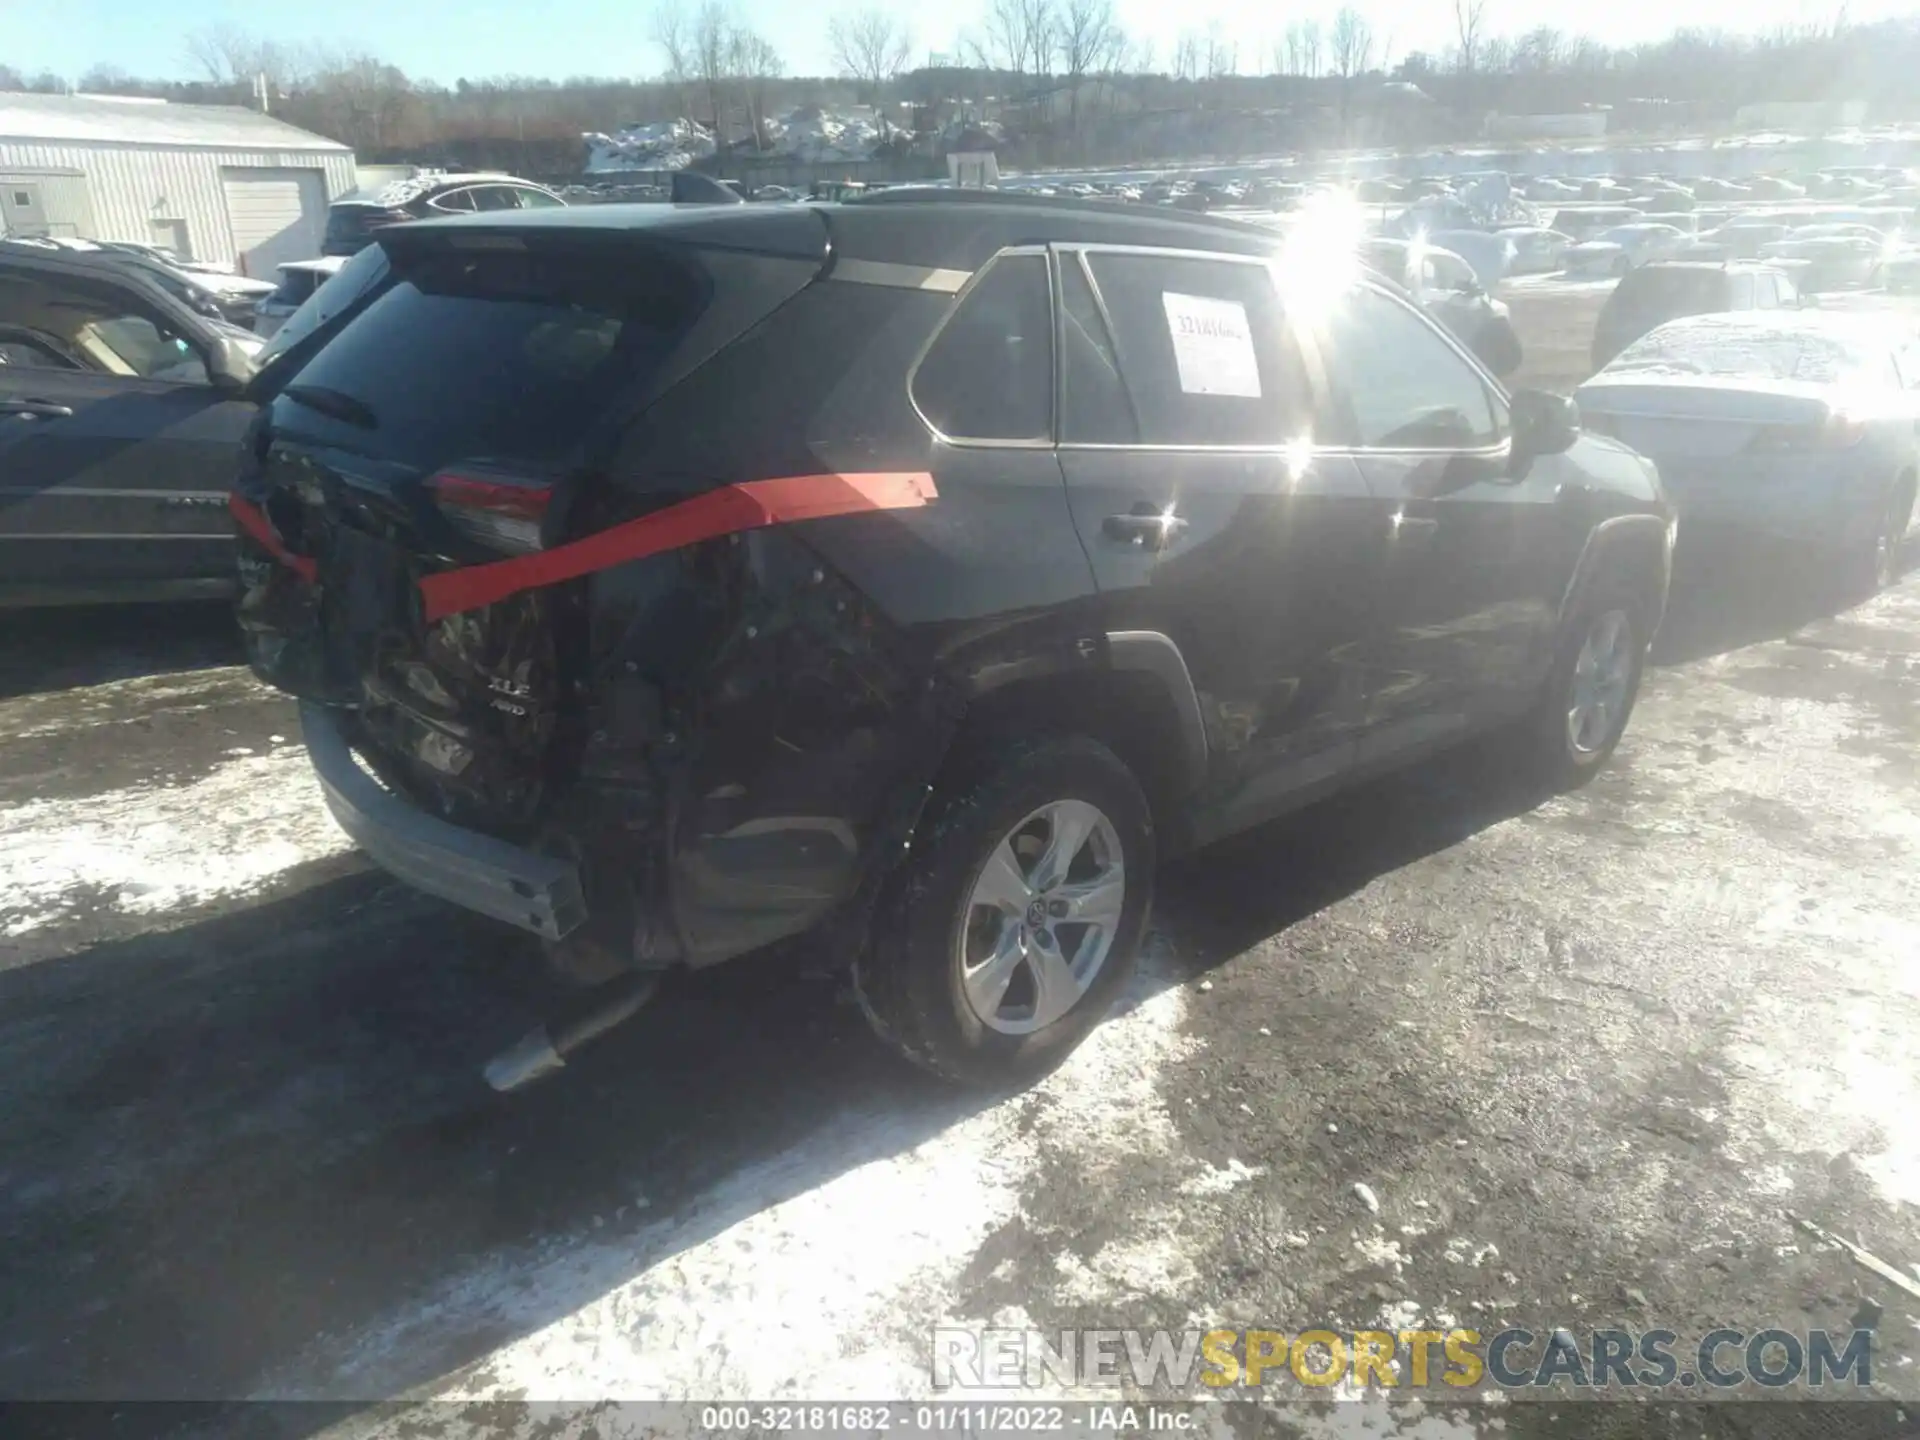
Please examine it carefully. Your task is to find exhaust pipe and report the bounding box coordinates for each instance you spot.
[483,973,660,1093]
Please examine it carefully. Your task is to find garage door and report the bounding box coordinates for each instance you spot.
[220,167,327,277]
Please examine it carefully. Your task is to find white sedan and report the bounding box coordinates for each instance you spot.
[1576,312,1920,591]
[1499,226,1574,274]
[1564,223,1690,277]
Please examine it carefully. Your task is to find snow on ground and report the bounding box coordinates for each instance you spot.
[277,950,1203,1412]
[0,674,350,937]
[585,106,899,173]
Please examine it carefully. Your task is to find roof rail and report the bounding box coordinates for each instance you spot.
[838,184,1288,243]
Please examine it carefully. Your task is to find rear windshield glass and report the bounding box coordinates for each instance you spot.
[1609,325,1871,384]
[268,245,705,470]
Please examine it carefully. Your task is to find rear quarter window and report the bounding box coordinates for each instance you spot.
[266,244,707,471]
[911,253,1053,443]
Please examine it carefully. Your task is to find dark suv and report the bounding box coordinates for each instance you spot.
[1591,260,1799,372]
[321,173,566,256]
[234,194,1674,1087]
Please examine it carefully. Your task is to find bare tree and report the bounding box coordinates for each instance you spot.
[1204,20,1237,78]
[1329,6,1375,137]
[972,0,1057,92]
[729,28,784,147]
[692,0,734,141]
[829,8,912,102]
[651,0,699,121]
[302,48,414,152]
[1300,18,1324,76]
[1330,7,1376,78]
[1172,30,1200,80]
[1513,25,1565,72]
[1453,0,1488,73]
[1057,0,1119,130]
[184,23,302,91]
[652,1,693,81]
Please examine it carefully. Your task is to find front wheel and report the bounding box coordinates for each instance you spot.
[1847,478,1913,597]
[854,736,1154,1087]
[1520,595,1647,789]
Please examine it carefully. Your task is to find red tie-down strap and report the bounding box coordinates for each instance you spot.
[416,471,938,623]
[229,493,318,584]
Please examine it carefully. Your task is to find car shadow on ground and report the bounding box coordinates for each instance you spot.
[1652,535,1894,667]
[0,600,241,700]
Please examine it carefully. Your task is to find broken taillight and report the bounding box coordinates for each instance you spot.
[427,467,554,554]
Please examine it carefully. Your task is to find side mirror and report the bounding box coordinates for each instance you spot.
[206,333,256,394]
[1511,388,1579,463]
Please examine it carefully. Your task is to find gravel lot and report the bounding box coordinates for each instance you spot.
[2,288,1918,1437]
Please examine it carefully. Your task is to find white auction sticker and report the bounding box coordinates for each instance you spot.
[1161,291,1262,397]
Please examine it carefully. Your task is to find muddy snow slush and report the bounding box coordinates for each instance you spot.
[233,192,1675,1088]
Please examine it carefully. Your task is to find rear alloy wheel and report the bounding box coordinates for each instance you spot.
[958,800,1126,1036]
[855,736,1153,1086]
[1522,594,1646,788]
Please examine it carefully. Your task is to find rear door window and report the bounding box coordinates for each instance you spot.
[266,244,706,471]
[1084,250,1308,446]
[911,252,1053,442]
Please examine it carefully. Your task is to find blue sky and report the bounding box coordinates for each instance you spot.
[7,0,1903,85]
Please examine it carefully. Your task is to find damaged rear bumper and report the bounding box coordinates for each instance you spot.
[300,702,587,941]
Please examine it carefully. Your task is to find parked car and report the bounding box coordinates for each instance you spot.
[232,193,1671,1088]
[1359,236,1523,375]
[1590,261,1800,371]
[1499,227,1573,274]
[1881,248,1920,293]
[13,235,276,325]
[1577,312,1919,591]
[1426,229,1516,286]
[1689,178,1752,201]
[322,173,566,256]
[1690,221,1792,260]
[1546,205,1647,242]
[252,257,349,338]
[0,241,260,606]
[1564,223,1691,276]
[1760,233,1886,291]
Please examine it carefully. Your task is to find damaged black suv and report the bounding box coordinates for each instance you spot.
[234,192,1673,1088]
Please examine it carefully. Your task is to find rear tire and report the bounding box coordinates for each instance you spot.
[854,736,1154,1087]
[1519,585,1648,790]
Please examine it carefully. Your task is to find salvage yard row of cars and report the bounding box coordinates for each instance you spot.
[2,183,1917,1089]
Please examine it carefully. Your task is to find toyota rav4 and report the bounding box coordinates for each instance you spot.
[233,192,1674,1088]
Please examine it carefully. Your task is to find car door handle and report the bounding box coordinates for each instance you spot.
[1390,511,1439,541]
[0,400,74,419]
[1103,506,1187,549]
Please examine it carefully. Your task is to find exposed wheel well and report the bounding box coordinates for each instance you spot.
[1575,523,1670,637]
[938,669,1197,830]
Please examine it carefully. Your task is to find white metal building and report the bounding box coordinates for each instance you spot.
[0,92,355,276]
